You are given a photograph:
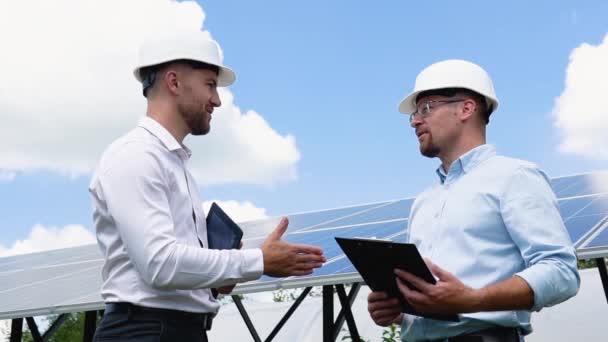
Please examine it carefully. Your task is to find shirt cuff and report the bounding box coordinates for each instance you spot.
[240,248,264,281]
[514,268,550,311]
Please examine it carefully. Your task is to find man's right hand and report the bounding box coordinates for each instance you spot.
[261,217,326,277]
[367,291,403,327]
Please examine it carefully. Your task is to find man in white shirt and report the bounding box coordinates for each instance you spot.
[89,31,326,342]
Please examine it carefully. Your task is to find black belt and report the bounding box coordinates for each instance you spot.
[104,302,213,331]
[434,327,521,342]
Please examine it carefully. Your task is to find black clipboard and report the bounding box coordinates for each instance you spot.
[206,202,243,250]
[335,237,459,322]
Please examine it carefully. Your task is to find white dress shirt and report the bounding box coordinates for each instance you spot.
[89,116,264,314]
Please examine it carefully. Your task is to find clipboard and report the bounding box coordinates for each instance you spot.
[206,202,243,250]
[335,237,459,322]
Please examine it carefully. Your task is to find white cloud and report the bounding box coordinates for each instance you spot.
[0,224,95,258]
[203,200,268,223]
[553,33,608,159]
[0,0,299,185]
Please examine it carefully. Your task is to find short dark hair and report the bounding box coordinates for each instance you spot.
[140,59,220,98]
[415,87,491,124]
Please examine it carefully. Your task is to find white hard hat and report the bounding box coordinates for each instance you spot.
[133,31,236,87]
[398,59,499,115]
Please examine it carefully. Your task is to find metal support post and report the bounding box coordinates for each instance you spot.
[232,295,262,342]
[10,318,23,342]
[332,283,362,340]
[333,284,361,341]
[25,317,42,342]
[42,314,70,341]
[595,258,608,302]
[83,311,97,342]
[323,285,334,342]
[266,287,313,341]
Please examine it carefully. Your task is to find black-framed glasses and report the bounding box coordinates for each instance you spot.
[409,99,466,123]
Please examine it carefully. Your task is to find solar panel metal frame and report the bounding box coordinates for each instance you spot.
[574,218,608,259]
[2,171,608,320]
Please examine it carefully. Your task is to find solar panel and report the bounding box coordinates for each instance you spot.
[552,171,608,198]
[302,199,413,231]
[559,196,596,219]
[559,194,608,245]
[0,244,100,273]
[1,171,608,320]
[0,248,103,319]
[582,220,608,246]
[246,201,391,234]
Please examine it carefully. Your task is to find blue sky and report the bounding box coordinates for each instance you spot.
[1,1,608,253]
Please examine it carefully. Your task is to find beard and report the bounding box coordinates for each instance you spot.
[178,100,210,136]
[419,134,440,158]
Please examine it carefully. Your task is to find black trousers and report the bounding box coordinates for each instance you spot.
[93,304,210,342]
[431,326,523,342]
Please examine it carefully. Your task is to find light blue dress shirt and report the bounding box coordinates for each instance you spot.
[401,144,580,341]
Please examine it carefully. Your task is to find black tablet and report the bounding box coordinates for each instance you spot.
[335,237,459,322]
[206,202,243,250]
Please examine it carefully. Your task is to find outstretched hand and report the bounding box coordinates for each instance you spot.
[261,217,326,277]
[394,258,481,315]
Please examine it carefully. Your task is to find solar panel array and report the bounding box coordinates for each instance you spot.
[1,171,607,319]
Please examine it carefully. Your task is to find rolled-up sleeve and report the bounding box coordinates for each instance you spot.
[501,165,580,311]
[96,143,263,290]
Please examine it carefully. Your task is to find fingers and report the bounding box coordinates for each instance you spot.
[291,262,323,273]
[293,243,324,256]
[428,262,453,282]
[292,258,325,272]
[370,308,402,326]
[278,254,325,277]
[394,269,431,292]
[367,293,399,309]
[368,291,391,302]
[295,253,326,263]
[288,269,315,276]
[269,217,289,241]
[261,224,327,277]
[396,278,427,309]
[367,291,402,327]
[395,277,412,297]
[423,258,452,282]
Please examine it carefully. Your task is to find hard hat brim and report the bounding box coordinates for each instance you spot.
[398,91,421,115]
[133,61,236,87]
[398,87,499,115]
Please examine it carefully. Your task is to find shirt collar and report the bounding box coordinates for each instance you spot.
[137,116,192,158]
[435,144,496,184]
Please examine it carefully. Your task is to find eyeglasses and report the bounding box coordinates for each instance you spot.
[409,99,466,123]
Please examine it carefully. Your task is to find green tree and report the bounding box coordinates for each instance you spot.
[578,258,604,270]
[22,313,102,342]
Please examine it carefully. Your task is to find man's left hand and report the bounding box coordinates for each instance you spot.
[216,285,236,295]
[394,258,483,315]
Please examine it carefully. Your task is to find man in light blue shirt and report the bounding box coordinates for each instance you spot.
[367,60,580,342]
